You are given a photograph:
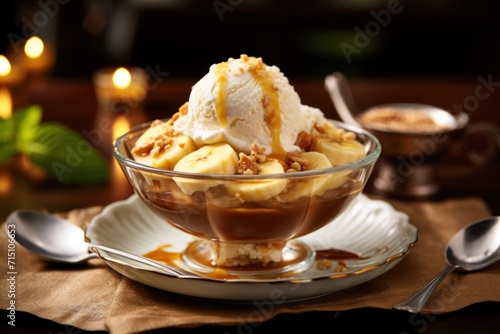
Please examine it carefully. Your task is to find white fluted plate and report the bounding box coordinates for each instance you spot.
[85,194,417,302]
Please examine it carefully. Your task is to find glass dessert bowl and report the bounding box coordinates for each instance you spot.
[113,120,381,277]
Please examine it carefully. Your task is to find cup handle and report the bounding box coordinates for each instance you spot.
[450,121,500,165]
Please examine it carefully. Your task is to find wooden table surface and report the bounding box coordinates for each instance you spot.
[1,75,499,333]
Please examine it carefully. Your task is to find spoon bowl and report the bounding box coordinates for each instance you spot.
[393,216,500,313]
[446,216,500,270]
[6,209,201,278]
[8,210,95,264]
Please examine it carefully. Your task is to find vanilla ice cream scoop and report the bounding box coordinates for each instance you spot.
[174,55,324,154]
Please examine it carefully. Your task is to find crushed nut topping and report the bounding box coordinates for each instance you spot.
[131,142,154,156]
[314,123,326,135]
[250,143,266,163]
[342,131,355,141]
[335,128,346,138]
[285,152,308,172]
[334,260,348,273]
[236,144,267,175]
[317,259,332,270]
[286,161,302,173]
[294,131,312,151]
[167,102,189,126]
[131,121,178,157]
[312,122,356,143]
[237,153,259,175]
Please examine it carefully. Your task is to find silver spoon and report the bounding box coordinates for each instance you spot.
[324,72,362,127]
[6,209,202,279]
[393,216,500,313]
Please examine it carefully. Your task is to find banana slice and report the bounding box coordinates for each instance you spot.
[312,122,366,166]
[173,143,239,194]
[226,159,287,202]
[151,135,196,169]
[277,152,333,202]
[132,121,196,170]
[329,169,352,189]
[311,137,365,166]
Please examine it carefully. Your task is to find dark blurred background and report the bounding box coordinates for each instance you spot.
[1,0,500,81]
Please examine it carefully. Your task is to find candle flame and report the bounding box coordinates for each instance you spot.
[112,67,131,89]
[0,55,11,77]
[0,87,12,118]
[25,36,45,59]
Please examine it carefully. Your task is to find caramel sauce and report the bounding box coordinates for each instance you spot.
[143,244,238,280]
[184,239,308,273]
[140,183,362,280]
[248,64,284,154]
[143,244,180,268]
[143,180,361,242]
[213,61,229,128]
[266,153,287,170]
[206,202,308,241]
[315,249,367,260]
[143,243,368,280]
[143,240,309,280]
[202,268,238,280]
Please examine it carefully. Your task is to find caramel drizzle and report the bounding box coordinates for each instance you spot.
[251,65,285,154]
[214,56,285,154]
[214,62,229,128]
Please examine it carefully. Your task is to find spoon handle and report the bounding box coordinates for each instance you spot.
[393,265,459,313]
[87,243,200,279]
[324,73,361,126]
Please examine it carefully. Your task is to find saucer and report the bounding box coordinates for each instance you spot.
[85,194,417,302]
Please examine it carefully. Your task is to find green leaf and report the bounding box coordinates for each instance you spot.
[0,104,42,163]
[21,122,109,185]
[12,104,42,150]
[0,117,16,163]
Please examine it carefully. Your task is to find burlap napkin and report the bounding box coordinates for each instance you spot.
[1,196,499,333]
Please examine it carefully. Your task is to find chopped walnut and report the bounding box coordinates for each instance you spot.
[285,153,308,172]
[342,131,356,141]
[131,121,177,157]
[131,142,154,156]
[334,265,347,273]
[295,131,312,151]
[312,122,357,143]
[167,102,189,126]
[151,137,174,158]
[334,128,356,142]
[317,259,332,270]
[237,153,259,175]
[286,162,302,173]
[314,123,326,135]
[235,144,268,175]
[250,144,266,163]
[334,260,348,273]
